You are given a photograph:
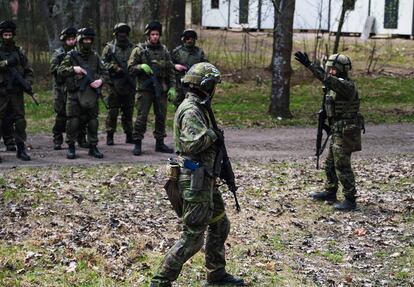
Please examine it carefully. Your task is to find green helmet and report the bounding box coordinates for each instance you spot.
[76,27,95,42]
[326,54,352,74]
[0,20,16,35]
[182,63,221,94]
[113,23,131,35]
[60,26,77,41]
[144,21,162,36]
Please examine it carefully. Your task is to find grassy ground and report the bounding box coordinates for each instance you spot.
[26,74,414,134]
[0,156,413,286]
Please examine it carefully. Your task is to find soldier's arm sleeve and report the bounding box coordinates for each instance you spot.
[200,48,208,63]
[50,51,59,74]
[307,63,326,82]
[324,76,356,100]
[101,45,118,72]
[171,48,179,64]
[127,47,144,76]
[179,110,218,154]
[57,54,75,78]
[166,50,176,88]
[98,55,109,84]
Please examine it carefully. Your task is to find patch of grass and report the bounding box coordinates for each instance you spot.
[319,250,345,264]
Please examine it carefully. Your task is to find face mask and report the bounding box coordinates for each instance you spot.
[117,34,128,42]
[2,37,14,45]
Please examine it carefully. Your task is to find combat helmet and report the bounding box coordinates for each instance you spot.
[326,54,352,75]
[181,29,198,41]
[0,20,16,35]
[182,62,221,94]
[113,23,131,35]
[144,21,162,36]
[76,27,95,42]
[59,27,77,41]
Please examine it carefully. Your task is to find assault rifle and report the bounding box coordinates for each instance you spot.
[105,43,136,90]
[69,51,108,109]
[316,87,331,169]
[142,48,163,114]
[0,53,39,105]
[202,97,241,212]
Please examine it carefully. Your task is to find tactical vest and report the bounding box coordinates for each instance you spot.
[65,49,100,93]
[138,42,171,79]
[173,45,204,68]
[325,89,360,120]
[0,45,25,93]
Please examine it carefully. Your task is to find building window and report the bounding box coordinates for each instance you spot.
[211,0,219,9]
[384,0,399,29]
[239,0,249,24]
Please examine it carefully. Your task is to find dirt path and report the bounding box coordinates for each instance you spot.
[0,123,413,169]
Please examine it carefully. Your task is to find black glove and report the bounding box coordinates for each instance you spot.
[215,129,224,145]
[294,51,311,68]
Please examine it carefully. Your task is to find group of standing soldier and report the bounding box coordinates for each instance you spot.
[0,19,208,162]
[51,21,208,160]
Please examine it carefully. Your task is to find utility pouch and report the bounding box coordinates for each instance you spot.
[190,166,205,192]
[164,160,182,217]
[342,123,361,153]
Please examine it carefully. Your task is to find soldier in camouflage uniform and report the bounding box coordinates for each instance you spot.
[150,63,245,287]
[0,20,33,161]
[102,23,135,146]
[295,52,364,211]
[127,21,175,156]
[50,27,76,150]
[57,28,105,159]
[171,29,207,108]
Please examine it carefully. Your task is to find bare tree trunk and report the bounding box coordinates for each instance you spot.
[166,0,186,50]
[269,0,295,119]
[333,0,356,54]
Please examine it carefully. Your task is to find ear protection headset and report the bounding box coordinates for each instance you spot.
[200,74,218,94]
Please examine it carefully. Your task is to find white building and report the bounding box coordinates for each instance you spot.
[201,0,414,37]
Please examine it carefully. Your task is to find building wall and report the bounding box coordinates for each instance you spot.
[330,0,369,34]
[370,0,414,35]
[201,0,230,28]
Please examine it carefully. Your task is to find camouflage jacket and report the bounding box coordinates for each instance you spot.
[50,46,72,88]
[0,43,34,94]
[174,92,218,170]
[101,39,134,88]
[57,46,105,92]
[171,45,207,74]
[308,63,360,122]
[127,40,175,92]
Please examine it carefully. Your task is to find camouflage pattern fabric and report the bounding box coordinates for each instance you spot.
[0,43,33,145]
[151,92,231,286]
[50,46,70,145]
[1,104,15,146]
[171,44,207,107]
[57,46,105,146]
[308,63,361,200]
[128,41,175,141]
[102,40,135,134]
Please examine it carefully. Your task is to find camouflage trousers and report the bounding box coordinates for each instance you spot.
[105,87,134,134]
[52,88,67,145]
[324,133,357,199]
[65,96,99,146]
[132,90,167,141]
[151,174,230,286]
[0,91,27,144]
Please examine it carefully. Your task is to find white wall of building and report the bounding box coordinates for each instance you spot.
[201,0,230,28]
[202,0,414,36]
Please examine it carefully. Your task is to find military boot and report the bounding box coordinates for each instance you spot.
[125,132,134,144]
[16,143,31,161]
[88,145,104,158]
[310,191,337,203]
[155,139,173,153]
[106,132,114,146]
[207,273,245,286]
[334,198,357,211]
[53,142,62,150]
[133,140,142,156]
[67,144,76,159]
[6,144,16,152]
